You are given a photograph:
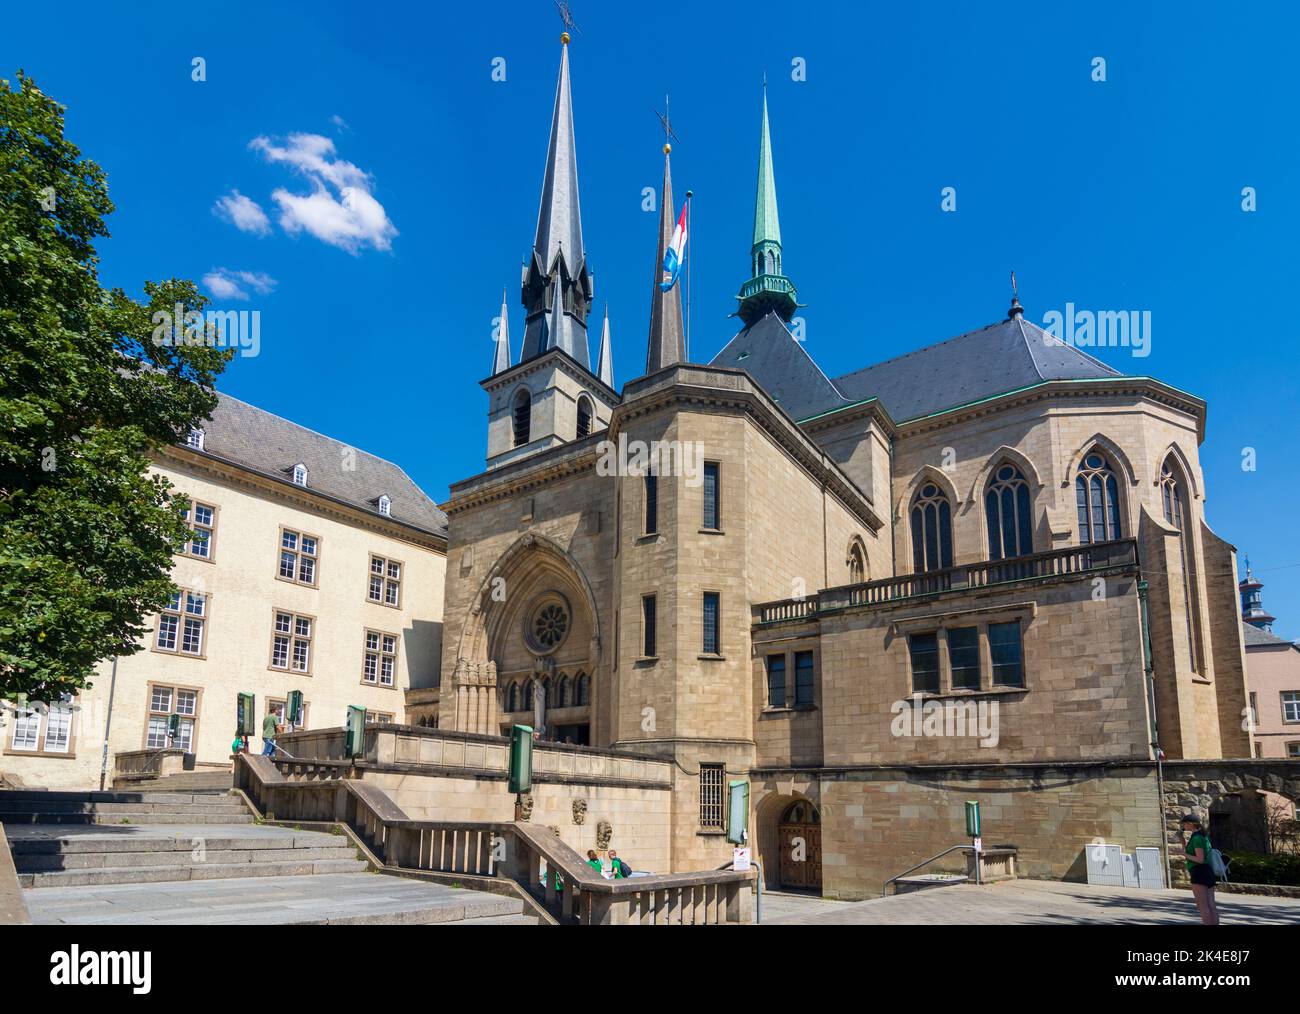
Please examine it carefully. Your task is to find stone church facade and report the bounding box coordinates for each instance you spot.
[411,37,1260,895]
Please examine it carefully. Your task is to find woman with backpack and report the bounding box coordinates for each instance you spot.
[1181,814,1220,925]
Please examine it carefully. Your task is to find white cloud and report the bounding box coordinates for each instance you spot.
[212,189,271,236]
[331,114,350,132]
[202,268,277,301]
[248,133,397,254]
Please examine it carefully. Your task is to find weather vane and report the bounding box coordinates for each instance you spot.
[654,95,681,148]
[554,0,581,36]
[1011,270,1018,300]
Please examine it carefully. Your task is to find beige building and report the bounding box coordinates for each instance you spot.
[1240,568,1300,763]
[1,393,447,789]
[418,38,1283,896]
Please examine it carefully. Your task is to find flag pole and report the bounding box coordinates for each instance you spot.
[685,190,693,361]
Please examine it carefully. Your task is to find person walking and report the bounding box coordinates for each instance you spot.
[608,849,631,879]
[262,710,282,758]
[1182,814,1220,925]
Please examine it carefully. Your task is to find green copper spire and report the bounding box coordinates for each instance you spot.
[737,83,798,326]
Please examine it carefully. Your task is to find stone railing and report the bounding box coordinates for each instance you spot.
[0,823,30,925]
[235,753,753,925]
[114,747,189,780]
[756,539,1139,626]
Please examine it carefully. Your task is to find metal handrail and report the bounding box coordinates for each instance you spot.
[882,845,973,897]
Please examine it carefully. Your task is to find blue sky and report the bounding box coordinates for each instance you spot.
[5,2,1299,633]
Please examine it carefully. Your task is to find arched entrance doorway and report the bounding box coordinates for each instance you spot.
[777,799,822,891]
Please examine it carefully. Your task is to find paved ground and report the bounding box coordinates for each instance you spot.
[764,879,1300,925]
[23,872,526,925]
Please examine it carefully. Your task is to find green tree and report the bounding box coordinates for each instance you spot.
[0,72,232,704]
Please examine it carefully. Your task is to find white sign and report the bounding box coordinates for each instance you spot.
[973,837,983,853]
[732,847,752,872]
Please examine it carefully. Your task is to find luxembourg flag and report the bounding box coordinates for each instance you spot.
[658,197,689,292]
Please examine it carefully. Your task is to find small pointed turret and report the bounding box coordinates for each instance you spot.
[1239,560,1277,633]
[646,144,686,373]
[492,288,512,375]
[736,84,798,326]
[597,304,614,387]
[520,35,594,369]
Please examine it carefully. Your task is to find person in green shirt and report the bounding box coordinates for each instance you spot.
[1181,814,1219,925]
[261,711,282,758]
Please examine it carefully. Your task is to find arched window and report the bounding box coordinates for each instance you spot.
[985,464,1034,560]
[766,250,775,274]
[574,672,589,707]
[576,397,592,440]
[505,682,518,713]
[556,675,569,709]
[522,679,534,711]
[848,540,867,584]
[512,389,531,447]
[910,482,953,573]
[1076,451,1122,545]
[1161,456,1203,672]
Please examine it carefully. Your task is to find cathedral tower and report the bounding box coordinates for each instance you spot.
[736,85,798,325]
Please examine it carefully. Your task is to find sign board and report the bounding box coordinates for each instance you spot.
[726,780,750,845]
[732,847,752,872]
[236,693,256,737]
[964,800,981,838]
[973,837,983,853]
[286,690,304,725]
[344,705,367,758]
[509,725,533,794]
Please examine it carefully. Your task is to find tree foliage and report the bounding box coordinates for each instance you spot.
[0,71,231,703]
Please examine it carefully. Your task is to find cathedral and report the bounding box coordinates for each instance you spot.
[415,35,1255,894]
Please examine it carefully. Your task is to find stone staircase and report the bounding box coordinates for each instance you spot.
[0,787,536,924]
[114,770,234,793]
[0,789,252,826]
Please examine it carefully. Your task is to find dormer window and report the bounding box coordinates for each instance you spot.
[292,463,308,487]
[186,427,205,451]
[377,495,391,517]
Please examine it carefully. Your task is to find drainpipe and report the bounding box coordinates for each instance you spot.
[1137,578,1171,883]
[97,656,119,791]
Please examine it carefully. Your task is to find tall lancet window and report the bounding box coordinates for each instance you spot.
[1161,457,1203,672]
[512,389,531,447]
[910,483,953,573]
[576,396,592,440]
[986,464,1034,560]
[1076,452,1122,545]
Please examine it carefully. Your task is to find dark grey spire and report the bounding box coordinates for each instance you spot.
[645,146,685,373]
[520,36,593,369]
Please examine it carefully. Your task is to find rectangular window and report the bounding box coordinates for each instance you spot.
[703,461,720,530]
[366,711,395,725]
[181,501,216,560]
[766,655,786,708]
[368,554,402,608]
[989,621,1025,687]
[270,610,314,674]
[948,626,981,691]
[1288,742,1300,758]
[363,630,399,687]
[909,633,940,694]
[10,708,42,751]
[644,474,658,534]
[794,651,815,706]
[267,699,308,732]
[155,590,205,656]
[1249,692,1258,729]
[278,528,319,586]
[702,592,720,654]
[642,594,657,657]
[699,762,725,830]
[1283,691,1300,724]
[145,685,198,752]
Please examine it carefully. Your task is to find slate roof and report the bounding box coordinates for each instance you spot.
[183,391,448,538]
[831,315,1123,422]
[709,312,849,420]
[708,311,1125,426]
[1243,624,1296,649]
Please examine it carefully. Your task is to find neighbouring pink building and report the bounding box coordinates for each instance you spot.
[1240,566,1300,768]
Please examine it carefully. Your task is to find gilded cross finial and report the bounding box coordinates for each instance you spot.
[654,96,681,153]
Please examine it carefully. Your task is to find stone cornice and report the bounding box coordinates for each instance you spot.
[892,377,1208,444]
[480,346,619,405]
[157,446,448,553]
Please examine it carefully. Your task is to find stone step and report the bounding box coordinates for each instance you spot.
[0,789,235,806]
[0,811,255,825]
[9,833,317,856]
[15,845,360,872]
[0,799,247,815]
[20,857,369,889]
[458,913,543,925]
[120,776,233,792]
